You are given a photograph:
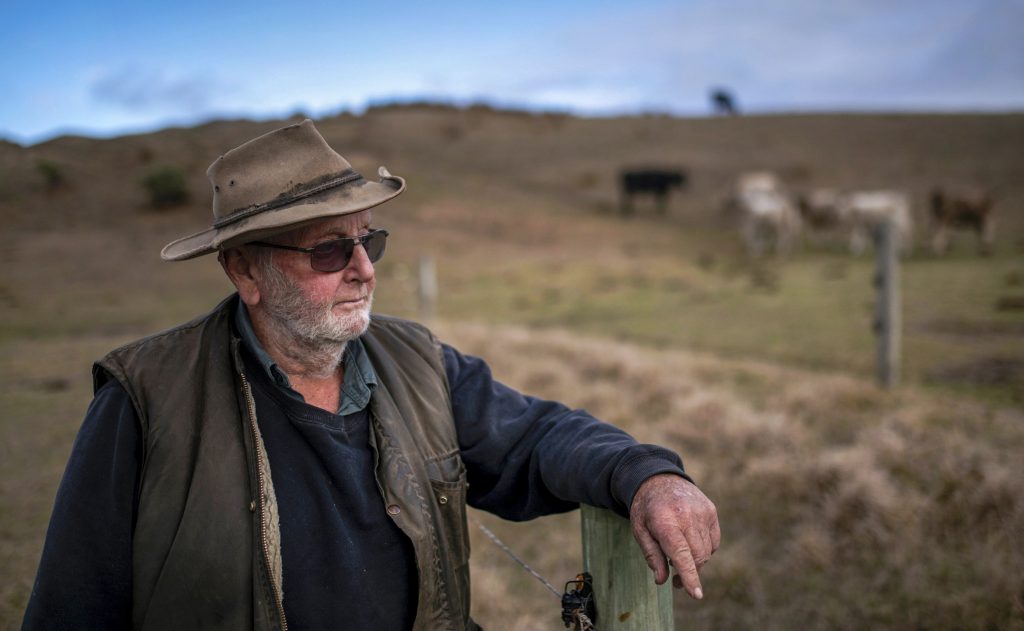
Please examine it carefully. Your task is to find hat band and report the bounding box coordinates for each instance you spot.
[212,169,365,229]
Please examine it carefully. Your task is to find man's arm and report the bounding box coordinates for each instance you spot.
[443,343,688,518]
[22,380,140,630]
[442,343,720,599]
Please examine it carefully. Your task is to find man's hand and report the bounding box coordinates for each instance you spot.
[629,473,721,600]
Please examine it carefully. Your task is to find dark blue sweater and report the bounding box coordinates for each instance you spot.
[23,334,688,630]
[240,345,418,630]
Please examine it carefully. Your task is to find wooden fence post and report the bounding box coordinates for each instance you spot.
[872,219,901,389]
[418,254,438,324]
[581,505,674,630]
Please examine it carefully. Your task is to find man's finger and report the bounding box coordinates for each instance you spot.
[670,543,703,600]
[632,524,670,585]
[687,524,713,565]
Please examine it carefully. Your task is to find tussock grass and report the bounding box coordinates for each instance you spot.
[438,323,1024,630]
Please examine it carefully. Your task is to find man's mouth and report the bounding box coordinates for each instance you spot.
[336,295,368,307]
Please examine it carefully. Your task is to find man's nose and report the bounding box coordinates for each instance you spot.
[342,242,375,281]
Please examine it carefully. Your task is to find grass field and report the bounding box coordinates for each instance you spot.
[1,108,1022,629]
[443,323,1024,630]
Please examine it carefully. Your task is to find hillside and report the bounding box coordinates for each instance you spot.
[5,108,1024,234]
[2,107,1022,396]
[1,108,1022,628]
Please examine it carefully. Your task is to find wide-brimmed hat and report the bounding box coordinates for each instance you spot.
[161,119,405,260]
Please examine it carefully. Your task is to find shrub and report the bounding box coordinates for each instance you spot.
[141,166,189,209]
[36,159,64,191]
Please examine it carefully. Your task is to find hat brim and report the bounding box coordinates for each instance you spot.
[161,169,405,261]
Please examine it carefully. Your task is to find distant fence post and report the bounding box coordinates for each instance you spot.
[581,505,673,630]
[417,254,438,324]
[872,219,901,388]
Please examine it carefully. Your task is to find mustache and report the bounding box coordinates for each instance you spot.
[344,286,372,302]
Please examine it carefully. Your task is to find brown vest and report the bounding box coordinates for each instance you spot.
[94,296,473,630]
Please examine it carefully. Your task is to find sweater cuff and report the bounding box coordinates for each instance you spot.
[610,445,693,518]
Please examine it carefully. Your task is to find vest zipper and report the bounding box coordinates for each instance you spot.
[240,373,289,631]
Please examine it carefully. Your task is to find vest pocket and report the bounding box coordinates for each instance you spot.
[426,452,470,568]
[427,451,471,623]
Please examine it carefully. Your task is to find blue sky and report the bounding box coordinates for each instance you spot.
[2,0,1022,144]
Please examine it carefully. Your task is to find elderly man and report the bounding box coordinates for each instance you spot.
[23,120,719,630]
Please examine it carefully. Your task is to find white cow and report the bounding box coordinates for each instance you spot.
[839,191,913,256]
[798,188,913,256]
[730,172,802,257]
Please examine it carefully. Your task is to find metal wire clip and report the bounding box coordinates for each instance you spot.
[561,572,596,629]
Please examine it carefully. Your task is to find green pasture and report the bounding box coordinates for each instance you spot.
[425,246,1024,405]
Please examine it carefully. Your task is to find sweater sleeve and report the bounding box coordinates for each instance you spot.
[443,343,690,520]
[22,379,140,631]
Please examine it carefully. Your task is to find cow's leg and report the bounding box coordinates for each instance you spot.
[742,217,761,257]
[655,191,668,215]
[621,191,633,216]
[777,222,795,255]
[771,223,783,256]
[931,224,949,255]
[980,216,995,256]
[897,224,912,258]
[783,213,801,255]
[849,226,869,256]
[746,219,757,256]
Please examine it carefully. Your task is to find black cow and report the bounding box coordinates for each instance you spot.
[620,168,687,215]
[710,88,738,116]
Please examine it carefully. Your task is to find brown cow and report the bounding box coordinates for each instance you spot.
[930,188,995,255]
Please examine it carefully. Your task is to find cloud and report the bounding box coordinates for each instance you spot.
[917,1,1024,100]
[495,0,1023,113]
[88,65,230,114]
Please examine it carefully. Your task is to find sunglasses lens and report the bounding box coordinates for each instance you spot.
[310,240,353,273]
[307,230,388,272]
[363,230,387,263]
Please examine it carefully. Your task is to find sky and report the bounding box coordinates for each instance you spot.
[2,0,1022,144]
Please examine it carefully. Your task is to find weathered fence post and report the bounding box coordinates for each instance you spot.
[417,254,438,324]
[581,505,674,630]
[872,219,901,388]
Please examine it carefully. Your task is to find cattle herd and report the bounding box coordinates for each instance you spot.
[619,167,996,257]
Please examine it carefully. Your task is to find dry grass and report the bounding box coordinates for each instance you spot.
[437,323,1024,630]
[2,108,1023,629]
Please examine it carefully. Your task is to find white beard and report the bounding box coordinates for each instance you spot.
[257,262,372,376]
[267,283,371,344]
[263,276,372,345]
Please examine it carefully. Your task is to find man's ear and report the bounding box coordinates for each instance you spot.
[220,248,262,307]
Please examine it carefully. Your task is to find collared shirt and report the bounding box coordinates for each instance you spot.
[234,302,377,415]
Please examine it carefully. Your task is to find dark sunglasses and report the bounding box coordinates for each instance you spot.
[250,228,389,273]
